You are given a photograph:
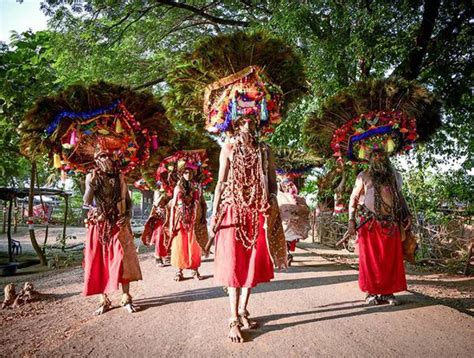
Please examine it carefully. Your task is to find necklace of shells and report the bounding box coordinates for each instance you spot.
[228,137,268,249]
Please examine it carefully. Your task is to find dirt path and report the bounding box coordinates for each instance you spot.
[1,247,473,357]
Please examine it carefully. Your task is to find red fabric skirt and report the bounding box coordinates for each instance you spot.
[357,218,407,295]
[83,222,129,296]
[214,206,274,288]
[287,240,297,252]
[151,223,169,258]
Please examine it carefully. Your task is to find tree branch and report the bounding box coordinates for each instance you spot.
[132,77,165,91]
[392,0,441,80]
[154,0,250,27]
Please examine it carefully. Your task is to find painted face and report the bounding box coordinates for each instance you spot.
[183,169,194,181]
[95,152,116,174]
[237,117,257,134]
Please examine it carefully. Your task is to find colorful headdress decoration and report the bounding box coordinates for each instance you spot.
[204,66,283,135]
[304,78,441,161]
[52,101,150,173]
[155,149,213,196]
[166,31,306,131]
[19,82,175,180]
[331,110,418,162]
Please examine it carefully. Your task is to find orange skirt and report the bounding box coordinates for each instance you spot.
[170,224,201,270]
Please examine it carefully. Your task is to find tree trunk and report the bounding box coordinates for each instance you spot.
[7,198,13,262]
[28,161,47,266]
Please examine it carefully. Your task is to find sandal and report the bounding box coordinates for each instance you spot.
[365,294,380,306]
[228,318,244,343]
[94,295,112,316]
[121,293,139,313]
[174,270,184,282]
[238,309,258,329]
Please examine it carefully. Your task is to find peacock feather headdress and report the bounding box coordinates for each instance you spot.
[166,31,306,135]
[19,82,175,179]
[304,78,441,162]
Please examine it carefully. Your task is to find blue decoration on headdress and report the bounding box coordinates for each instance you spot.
[231,96,238,121]
[347,125,393,160]
[44,100,121,136]
[260,97,268,124]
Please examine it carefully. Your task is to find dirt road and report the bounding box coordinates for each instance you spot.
[1,247,472,357]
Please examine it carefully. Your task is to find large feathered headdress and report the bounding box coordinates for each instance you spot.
[19,82,175,179]
[304,78,441,162]
[166,31,306,135]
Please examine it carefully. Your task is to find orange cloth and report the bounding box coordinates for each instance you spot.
[170,223,202,270]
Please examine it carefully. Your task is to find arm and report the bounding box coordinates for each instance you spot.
[211,145,231,218]
[169,186,179,235]
[348,172,365,234]
[83,172,95,207]
[395,172,412,229]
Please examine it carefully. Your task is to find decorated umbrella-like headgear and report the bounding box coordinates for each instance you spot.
[203,65,283,135]
[273,148,322,189]
[166,31,306,135]
[155,149,212,196]
[304,78,441,162]
[19,82,175,179]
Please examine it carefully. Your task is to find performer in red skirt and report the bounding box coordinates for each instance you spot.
[141,191,170,267]
[210,114,286,343]
[83,147,142,315]
[348,149,411,306]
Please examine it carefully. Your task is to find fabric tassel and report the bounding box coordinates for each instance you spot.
[152,135,159,150]
[115,119,124,133]
[69,129,77,145]
[386,137,395,153]
[53,153,62,168]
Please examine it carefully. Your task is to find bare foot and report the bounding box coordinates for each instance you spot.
[174,271,184,282]
[94,296,112,316]
[121,294,139,313]
[239,309,258,329]
[228,319,244,343]
[123,302,139,313]
[192,270,203,280]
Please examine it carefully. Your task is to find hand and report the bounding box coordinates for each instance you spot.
[117,216,129,227]
[210,215,217,230]
[347,220,356,236]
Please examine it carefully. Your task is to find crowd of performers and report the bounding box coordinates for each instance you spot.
[80,100,414,345]
[31,38,424,343]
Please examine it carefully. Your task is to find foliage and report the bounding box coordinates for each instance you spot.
[0,31,60,186]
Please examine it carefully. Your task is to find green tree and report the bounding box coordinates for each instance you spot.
[0,30,61,186]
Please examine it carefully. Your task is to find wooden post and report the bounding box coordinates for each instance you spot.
[7,198,13,262]
[28,161,47,266]
[62,194,68,246]
[13,199,18,234]
[2,201,6,234]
